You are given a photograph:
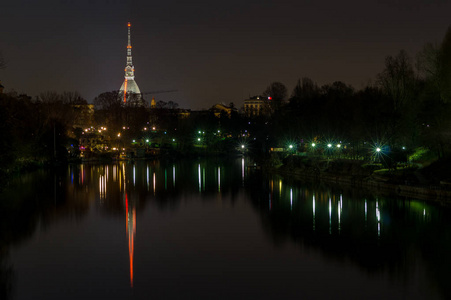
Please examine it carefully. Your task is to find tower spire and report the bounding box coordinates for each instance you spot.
[127,22,132,65]
[119,21,141,104]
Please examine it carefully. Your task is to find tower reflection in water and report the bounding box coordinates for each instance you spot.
[69,159,432,290]
[125,194,135,288]
[119,163,136,288]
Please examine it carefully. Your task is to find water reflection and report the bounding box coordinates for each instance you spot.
[125,194,135,287]
[1,158,451,299]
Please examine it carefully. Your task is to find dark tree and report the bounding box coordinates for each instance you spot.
[438,26,451,103]
[377,50,416,113]
[167,101,179,110]
[93,91,121,110]
[263,82,287,112]
[62,91,87,105]
[377,50,418,145]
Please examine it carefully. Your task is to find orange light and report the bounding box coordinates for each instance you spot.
[123,79,128,103]
[128,22,131,27]
[127,45,132,49]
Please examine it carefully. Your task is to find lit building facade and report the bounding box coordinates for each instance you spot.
[243,96,269,117]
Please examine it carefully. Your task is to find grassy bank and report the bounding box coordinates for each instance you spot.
[272,155,451,201]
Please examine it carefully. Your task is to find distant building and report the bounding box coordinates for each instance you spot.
[243,96,269,117]
[210,103,237,118]
[177,109,191,119]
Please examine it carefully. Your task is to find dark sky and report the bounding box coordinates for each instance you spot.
[1,0,450,109]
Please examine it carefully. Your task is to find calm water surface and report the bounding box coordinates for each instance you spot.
[1,158,451,299]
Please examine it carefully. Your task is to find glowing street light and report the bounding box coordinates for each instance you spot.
[311,143,316,147]
[241,145,245,149]
[376,147,381,153]
[337,144,341,148]
[327,144,332,148]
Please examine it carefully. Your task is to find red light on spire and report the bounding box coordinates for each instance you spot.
[268,96,272,100]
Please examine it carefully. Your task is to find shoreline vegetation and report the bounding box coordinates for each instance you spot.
[2,26,451,201]
[4,150,451,202]
[269,154,451,202]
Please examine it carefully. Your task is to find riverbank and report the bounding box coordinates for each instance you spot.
[271,155,451,201]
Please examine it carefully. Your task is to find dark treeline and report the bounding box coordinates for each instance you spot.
[248,27,451,163]
[1,27,451,179]
[0,91,85,176]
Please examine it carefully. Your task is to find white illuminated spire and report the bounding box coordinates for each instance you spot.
[119,22,142,104]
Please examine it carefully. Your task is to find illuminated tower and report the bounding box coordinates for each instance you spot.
[119,22,142,105]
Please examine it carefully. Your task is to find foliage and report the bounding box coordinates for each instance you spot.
[408,147,430,162]
[263,82,287,112]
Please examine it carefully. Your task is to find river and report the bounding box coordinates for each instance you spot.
[1,158,450,299]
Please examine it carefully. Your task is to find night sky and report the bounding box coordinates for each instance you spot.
[1,0,450,109]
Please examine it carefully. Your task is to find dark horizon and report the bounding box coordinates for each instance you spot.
[1,0,450,109]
